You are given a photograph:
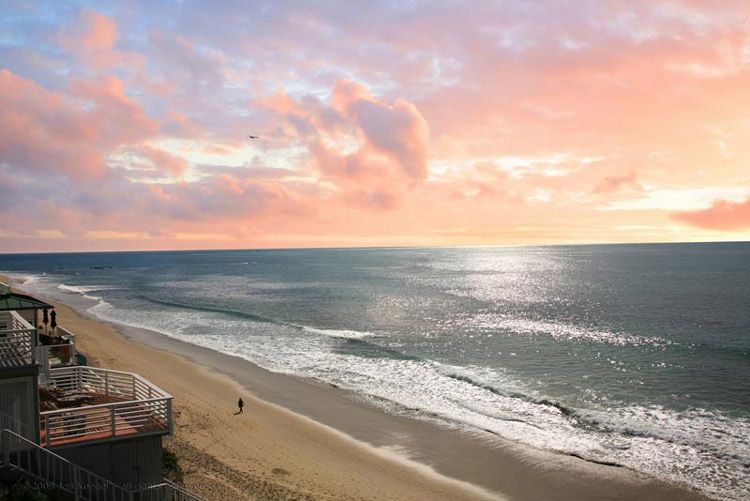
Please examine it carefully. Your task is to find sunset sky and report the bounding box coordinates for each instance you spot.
[1,1,750,252]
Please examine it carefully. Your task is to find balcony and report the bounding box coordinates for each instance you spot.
[0,310,35,370]
[38,326,77,368]
[39,366,172,448]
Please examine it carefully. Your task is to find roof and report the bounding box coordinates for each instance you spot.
[0,291,53,311]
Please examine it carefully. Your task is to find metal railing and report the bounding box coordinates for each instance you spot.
[1,428,131,500]
[40,366,173,447]
[39,326,77,367]
[0,310,36,368]
[139,479,207,501]
[1,429,206,501]
[0,410,33,442]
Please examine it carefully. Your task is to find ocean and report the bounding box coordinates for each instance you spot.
[2,242,749,499]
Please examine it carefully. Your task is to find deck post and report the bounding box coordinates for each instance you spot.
[44,416,50,447]
[167,399,173,435]
[73,466,81,500]
[110,406,117,437]
[1,430,8,464]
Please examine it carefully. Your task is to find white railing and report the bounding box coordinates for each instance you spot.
[1,428,132,500]
[40,366,173,448]
[0,310,33,332]
[0,410,33,442]
[0,310,36,367]
[139,479,207,501]
[39,326,77,367]
[1,429,205,501]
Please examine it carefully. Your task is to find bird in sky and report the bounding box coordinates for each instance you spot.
[248,135,259,139]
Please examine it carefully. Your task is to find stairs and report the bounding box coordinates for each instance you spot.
[0,429,205,501]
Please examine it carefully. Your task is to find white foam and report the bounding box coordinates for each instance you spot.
[469,313,667,347]
[21,274,42,286]
[55,283,121,306]
[57,283,118,294]
[302,326,376,340]
[0,272,43,287]
[13,272,745,500]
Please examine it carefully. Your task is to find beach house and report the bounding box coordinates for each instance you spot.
[0,282,202,500]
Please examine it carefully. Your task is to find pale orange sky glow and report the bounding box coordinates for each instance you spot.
[1,1,750,253]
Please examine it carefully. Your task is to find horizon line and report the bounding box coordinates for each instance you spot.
[1,239,749,256]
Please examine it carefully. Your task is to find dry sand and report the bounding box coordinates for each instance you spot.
[4,276,712,501]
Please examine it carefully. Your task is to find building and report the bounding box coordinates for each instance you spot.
[0,282,203,500]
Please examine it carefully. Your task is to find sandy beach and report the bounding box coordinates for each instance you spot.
[3,275,712,501]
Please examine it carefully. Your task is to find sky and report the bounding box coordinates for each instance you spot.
[1,0,750,253]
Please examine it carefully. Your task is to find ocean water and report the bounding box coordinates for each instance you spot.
[2,243,749,499]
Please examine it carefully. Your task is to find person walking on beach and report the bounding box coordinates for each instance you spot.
[238,397,244,414]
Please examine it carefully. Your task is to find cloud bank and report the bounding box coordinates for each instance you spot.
[1,0,749,251]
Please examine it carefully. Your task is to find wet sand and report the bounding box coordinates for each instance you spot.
[5,276,711,500]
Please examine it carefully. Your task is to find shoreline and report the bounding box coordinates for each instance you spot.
[4,275,711,500]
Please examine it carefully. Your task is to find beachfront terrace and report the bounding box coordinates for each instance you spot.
[38,326,77,368]
[0,310,36,369]
[39,366,173,448]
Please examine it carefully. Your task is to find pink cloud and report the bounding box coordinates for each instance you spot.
[0,69,106,177]
[3,1,750,252]
[333,80,429,180]
[0,69,160,179]
[672,197,750,230]
[259,80,429,182]
[58,10,117,52]
[346,189,398,211]
[58,9,144,71]
[136,146,187,176]
[68,75,159,147]
[255,80,429,211]
[161,111,204,137]
[593,172,642,194]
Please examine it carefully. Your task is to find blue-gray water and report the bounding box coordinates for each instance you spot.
[2,242,749,499]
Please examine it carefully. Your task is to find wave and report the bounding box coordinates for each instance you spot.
[56,283,121,306]
[443,370,577,417]
[469,313,668,347]
[58,283,117,294]
[435,366,748,500]
[139,294,383,344]
[21,274,42,286]
[333,338,419,361]
[301,326,376,340]
[136,294,281,325]
[16,274,745,500]
[0,272,43,287]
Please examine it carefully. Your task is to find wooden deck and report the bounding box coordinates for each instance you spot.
[39,366,173,448]
[40,394,168,447]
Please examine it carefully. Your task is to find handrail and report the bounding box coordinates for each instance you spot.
[39,326,77,367]
[0,410,32,441]
[0,329,35,367]
[0,428,131,500]
[0,310,35,331]
[49,366,172,400]
[140,479,208,501]
[40,399,171,447]
[40,396,170,416]
[40,366,173,447]
[0,311,36,367]
[1,428,205,501]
